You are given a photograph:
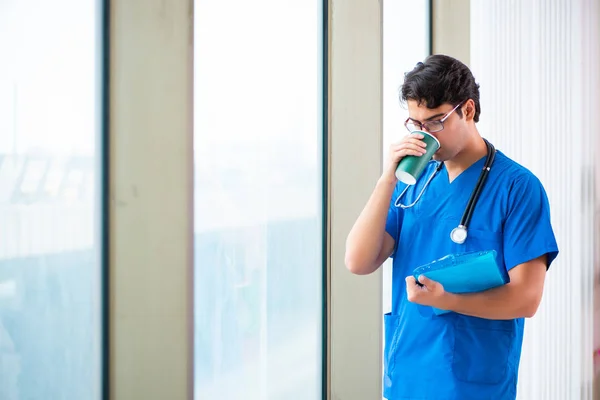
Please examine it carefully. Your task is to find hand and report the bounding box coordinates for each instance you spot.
[405,275,449,309]
[381,133,428,185]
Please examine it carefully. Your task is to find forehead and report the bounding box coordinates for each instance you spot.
[407,100,453,121]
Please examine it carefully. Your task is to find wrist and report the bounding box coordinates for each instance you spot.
[439,292,459,311]
[378,173,398,188]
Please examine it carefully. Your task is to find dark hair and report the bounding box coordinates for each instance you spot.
[401,54,481,122]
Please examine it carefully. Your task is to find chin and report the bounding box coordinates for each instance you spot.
[432,153,445,162]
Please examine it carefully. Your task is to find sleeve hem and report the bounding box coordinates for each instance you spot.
[505,246,559,271]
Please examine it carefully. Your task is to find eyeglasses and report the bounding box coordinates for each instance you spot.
[404,101,465,133]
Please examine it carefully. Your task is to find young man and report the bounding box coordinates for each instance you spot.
[345,54,559,399]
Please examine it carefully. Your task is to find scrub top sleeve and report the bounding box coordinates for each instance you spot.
[503,173,559,271]
[385,182,405,259]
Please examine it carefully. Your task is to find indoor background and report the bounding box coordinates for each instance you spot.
[0,0,598,399]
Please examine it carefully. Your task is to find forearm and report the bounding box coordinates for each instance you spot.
[443,282,541,320]
[345,178,397,274]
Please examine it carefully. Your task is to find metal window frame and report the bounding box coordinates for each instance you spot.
[327,0,384,398]
[108,0,194,398]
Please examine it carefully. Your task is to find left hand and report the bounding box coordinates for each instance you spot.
[405,275,449,308]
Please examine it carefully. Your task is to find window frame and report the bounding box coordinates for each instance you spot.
[109,0,194,398]
[327,0,384,398]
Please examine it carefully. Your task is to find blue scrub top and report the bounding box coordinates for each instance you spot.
[384,150,559,400]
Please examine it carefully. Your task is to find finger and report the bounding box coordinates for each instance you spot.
[406,276,425,290]
[394,144,428,155]
[394,138,427,148]
[389,151,423,164]
[408,132,425,140]
[405,276,418,285]
[392,136,426,146]
[405,278,422,303]
[417,275,436,288]
[399,149,428,160]
[405,137,428,147]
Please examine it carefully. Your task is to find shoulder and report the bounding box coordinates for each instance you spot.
[490,151,559,268]
[493,151,546,193]
[492,151,551,210]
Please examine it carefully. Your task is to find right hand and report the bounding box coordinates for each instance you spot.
[381,133,428,185]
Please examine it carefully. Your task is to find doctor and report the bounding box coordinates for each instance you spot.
[345,54,559,400]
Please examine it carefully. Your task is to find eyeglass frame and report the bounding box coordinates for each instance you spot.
[404,101,466,133]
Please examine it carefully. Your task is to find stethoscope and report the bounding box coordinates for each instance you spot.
[394,138,496,244]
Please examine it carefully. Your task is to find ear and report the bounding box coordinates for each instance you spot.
[463,99,475,122]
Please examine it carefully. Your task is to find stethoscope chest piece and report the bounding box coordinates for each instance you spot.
[450,225,468,244]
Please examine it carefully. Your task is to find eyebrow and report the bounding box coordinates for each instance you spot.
[409,112,446,123]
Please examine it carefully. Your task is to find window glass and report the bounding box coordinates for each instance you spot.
[193,1,324,399]
[0,1,103,399]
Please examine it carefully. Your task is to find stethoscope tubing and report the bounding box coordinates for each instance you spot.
[394,138,496,244]
[458,138,495,229]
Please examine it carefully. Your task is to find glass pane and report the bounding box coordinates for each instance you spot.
[193,1,324,399]
[0,1,103,399]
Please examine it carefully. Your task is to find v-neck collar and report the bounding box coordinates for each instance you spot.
[441,155,487,185]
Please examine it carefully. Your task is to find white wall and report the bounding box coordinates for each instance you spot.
[470,0,600,398]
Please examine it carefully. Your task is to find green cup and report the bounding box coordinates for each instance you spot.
[394,131,440,185]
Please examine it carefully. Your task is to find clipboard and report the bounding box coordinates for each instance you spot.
[412,250,509,315]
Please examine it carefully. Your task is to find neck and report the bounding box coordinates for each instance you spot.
[444,135,488,182]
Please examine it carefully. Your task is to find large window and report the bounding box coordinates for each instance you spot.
[0,1,103,399]
[193,1,324,399]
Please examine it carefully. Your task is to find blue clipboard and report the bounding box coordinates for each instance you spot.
[412,250,509,315]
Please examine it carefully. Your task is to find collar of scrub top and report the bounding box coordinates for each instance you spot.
[394,139,496,244]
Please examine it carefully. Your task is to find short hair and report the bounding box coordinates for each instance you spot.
[400,54,481,122]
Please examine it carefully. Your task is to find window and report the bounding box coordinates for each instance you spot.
[193,1,324,398]
[0,0,103,399]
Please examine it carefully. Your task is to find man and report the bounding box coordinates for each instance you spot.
[345,54,559,399]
